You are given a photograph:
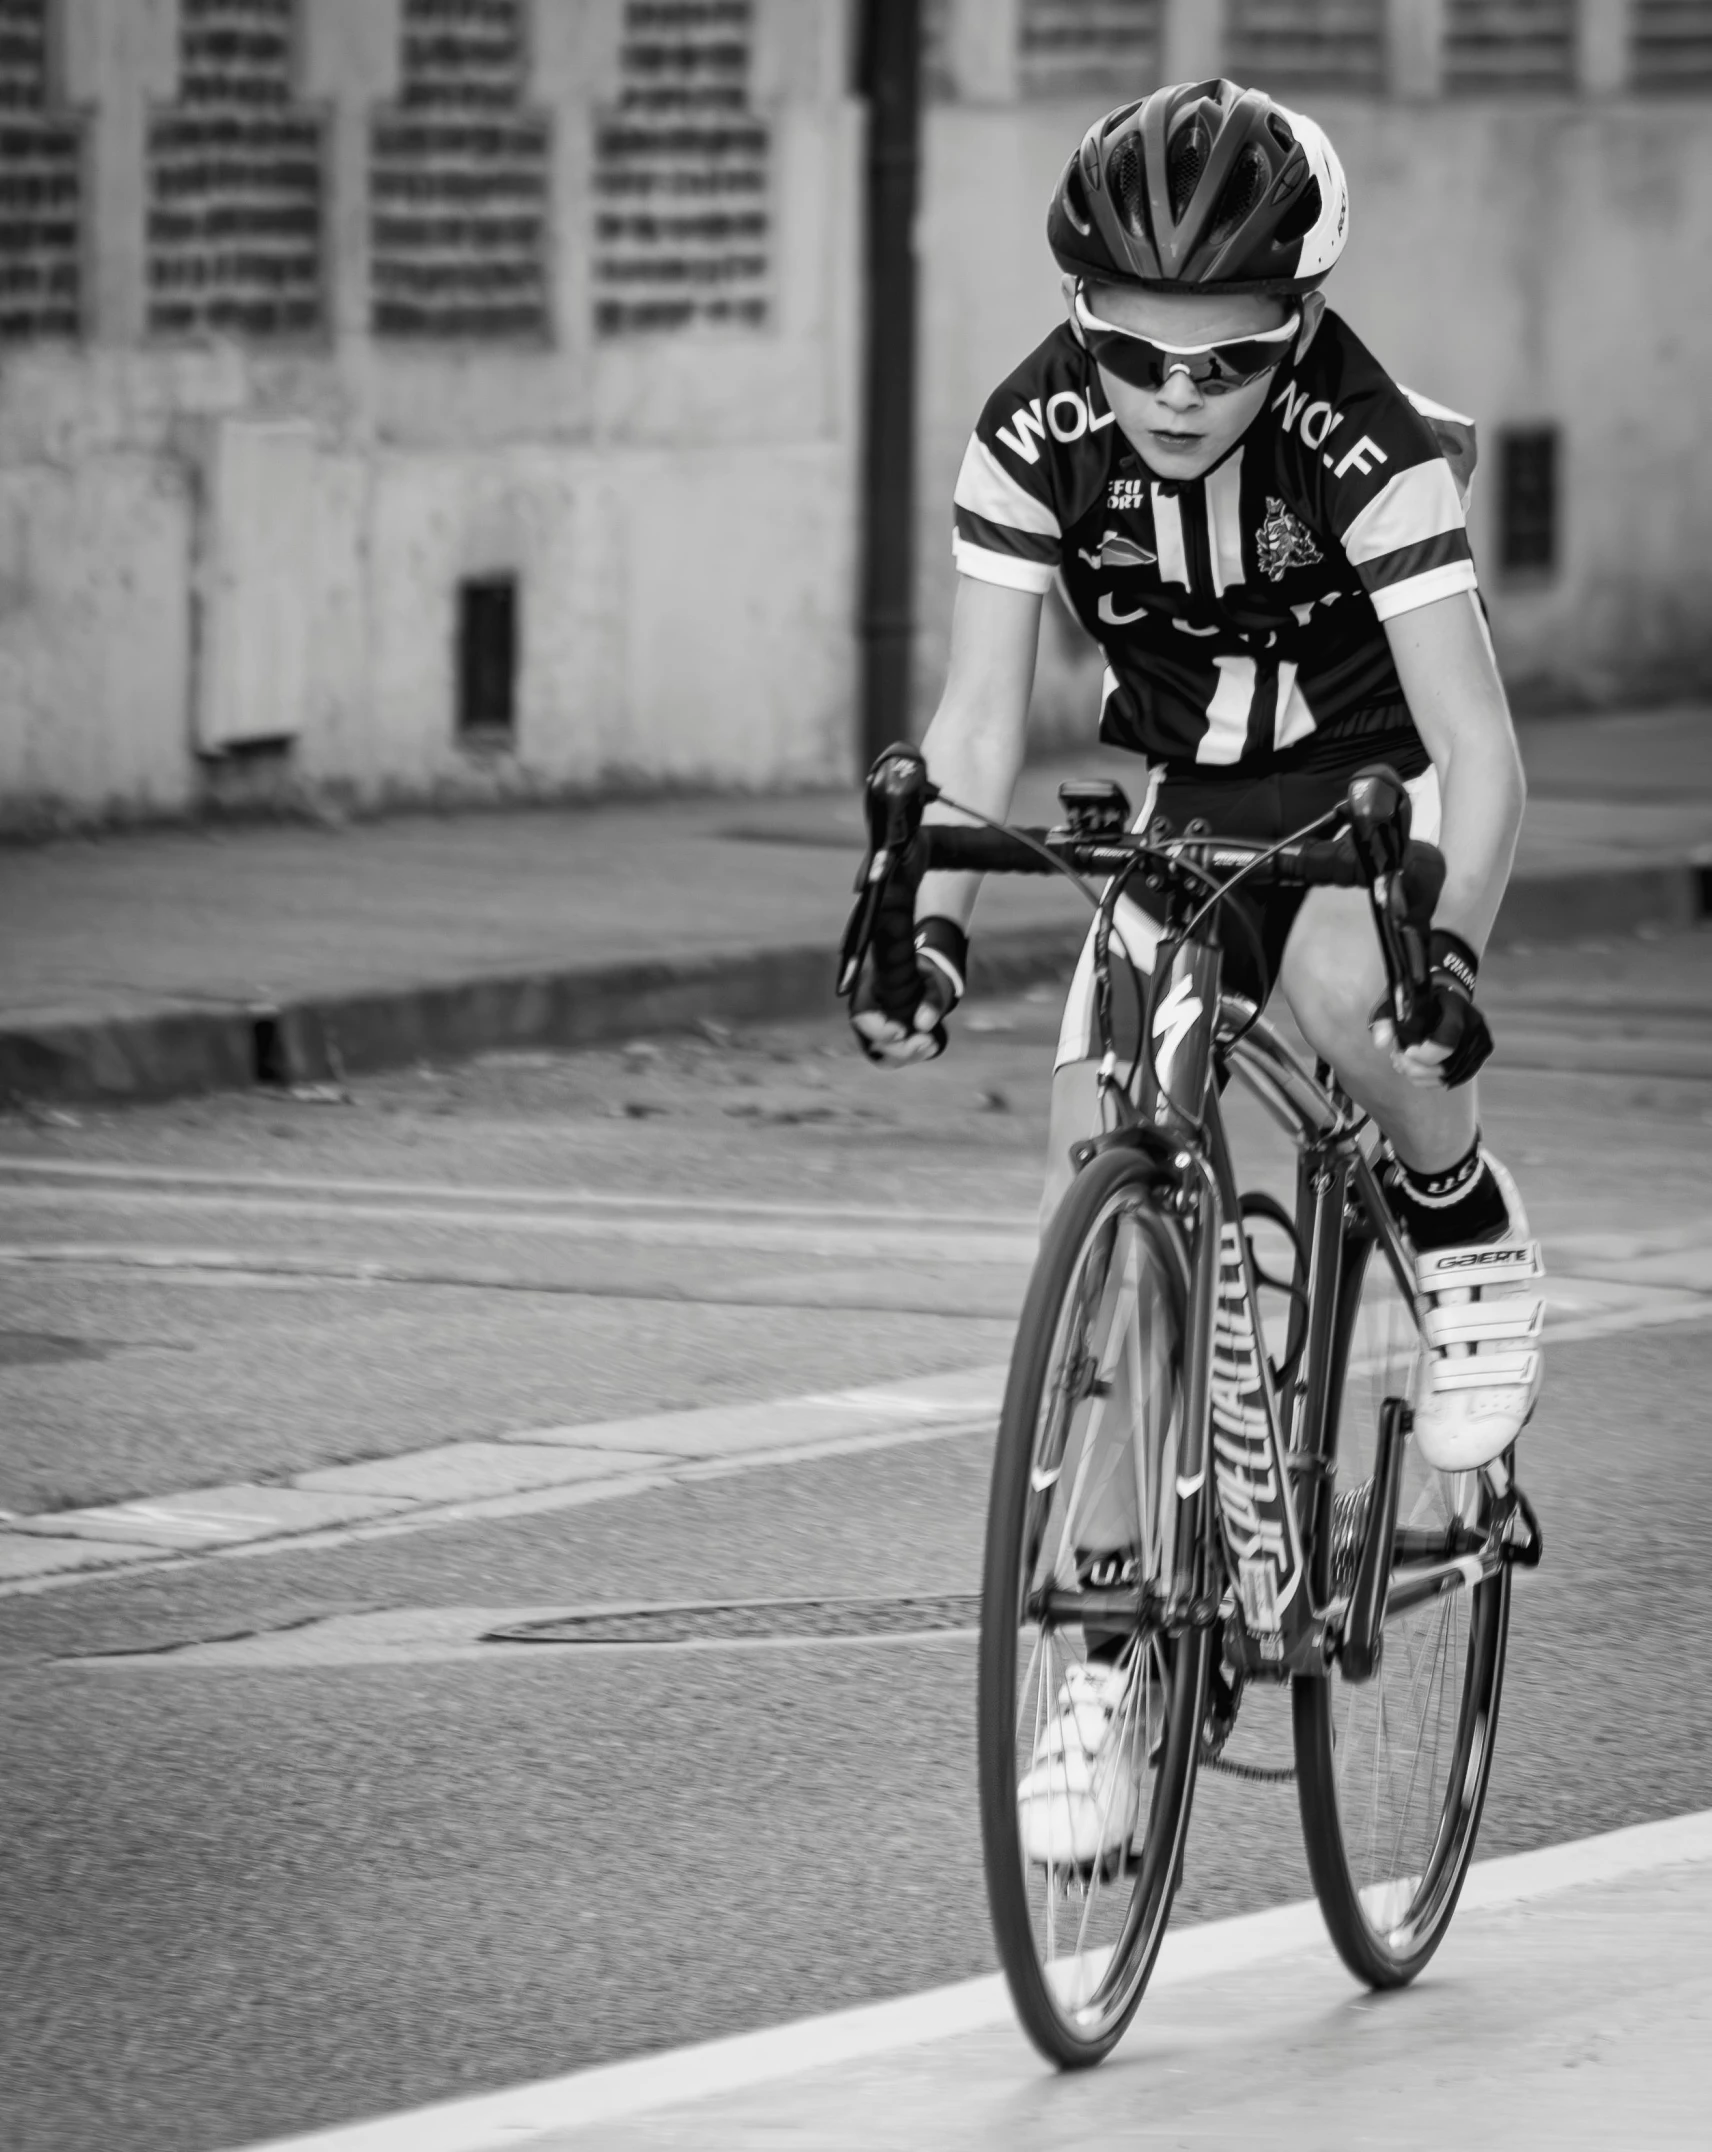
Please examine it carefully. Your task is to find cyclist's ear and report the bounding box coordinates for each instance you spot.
[1293,290,1327,366]
[1061,274,1083,341]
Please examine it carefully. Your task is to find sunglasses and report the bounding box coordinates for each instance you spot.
[1074,286,1299,395]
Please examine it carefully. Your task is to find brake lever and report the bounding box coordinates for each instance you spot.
[836,744,939,1002]
[1344,766,1444,1045]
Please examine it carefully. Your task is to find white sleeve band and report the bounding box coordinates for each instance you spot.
[1367,559,1479,621]
[951,536,1058,594]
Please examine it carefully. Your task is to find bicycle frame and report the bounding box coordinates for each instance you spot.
[1084,916,1528,1684]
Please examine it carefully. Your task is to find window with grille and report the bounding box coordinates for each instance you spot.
[0,0,81,341]
[1225,0,1387,94]
[1632,0,1712,89]
[1444,0,1576,92]
[1019,0,1163,99]
[147,0,323,340]
[593,0,771,337]
[1497,426,1559,577]
[371,0,550,340]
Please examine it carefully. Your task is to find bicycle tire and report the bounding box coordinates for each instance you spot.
[1292,1222,1511,1986]
[978,1146,1211,2067]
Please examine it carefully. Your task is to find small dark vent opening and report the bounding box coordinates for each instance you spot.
[1498,426,1558,578]
[457,575,518,740]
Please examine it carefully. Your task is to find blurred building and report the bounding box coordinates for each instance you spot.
[1,1,1709,827]
[920,0,1712,742]
[0,0,856,826]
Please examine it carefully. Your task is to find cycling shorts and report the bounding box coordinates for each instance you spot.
[1053,762,1442,1071]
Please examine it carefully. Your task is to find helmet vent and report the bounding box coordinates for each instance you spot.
[1109,135,1150,238]
[1212,146,1268,233]
[1063,159,1094,236]
[1166,117,1211,220]
[1272,174,1323,245]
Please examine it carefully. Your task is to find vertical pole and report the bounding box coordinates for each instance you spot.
[858,0,922,773]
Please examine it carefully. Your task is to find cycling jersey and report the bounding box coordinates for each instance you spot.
[951,309,1478,777]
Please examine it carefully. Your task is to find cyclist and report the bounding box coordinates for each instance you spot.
[850,81,1546,1863]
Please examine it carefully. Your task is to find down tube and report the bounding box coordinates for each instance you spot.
[1203,1111,1313,1670]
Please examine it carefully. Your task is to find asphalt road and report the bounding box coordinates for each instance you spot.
[3,921,1711,2151]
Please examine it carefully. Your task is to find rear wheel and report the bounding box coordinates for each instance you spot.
[978,1147,1210,2067]
[1293,1221,1510,1985]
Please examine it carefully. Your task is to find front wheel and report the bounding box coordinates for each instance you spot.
[978,1147,1210,2067]
[1293,1222,1511,1986]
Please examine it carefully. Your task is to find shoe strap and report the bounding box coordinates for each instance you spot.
[1427,1348,1541,1393]
[1416,1238,1543,1293]
[1424,1296,1545,1349]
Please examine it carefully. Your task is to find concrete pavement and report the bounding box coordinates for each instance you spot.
[2,708,1707,1102]
[241,1812,1712,2150]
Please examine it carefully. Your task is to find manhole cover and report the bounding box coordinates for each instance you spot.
[484,1593,982,1647]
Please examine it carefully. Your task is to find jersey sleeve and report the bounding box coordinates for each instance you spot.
[950,377,1066,596]
[1318,382,1479,622]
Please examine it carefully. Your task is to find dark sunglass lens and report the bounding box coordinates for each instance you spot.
[1086,331,1164,390]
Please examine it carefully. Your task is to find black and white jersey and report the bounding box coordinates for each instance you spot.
[951,309,1478,774]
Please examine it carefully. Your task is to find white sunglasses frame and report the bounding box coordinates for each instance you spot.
[1073,284,1301,370]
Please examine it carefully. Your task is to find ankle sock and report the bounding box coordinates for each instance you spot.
[1382,1136,1510,1252]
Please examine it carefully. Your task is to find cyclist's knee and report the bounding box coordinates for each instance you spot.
[1280,900,1382,1059]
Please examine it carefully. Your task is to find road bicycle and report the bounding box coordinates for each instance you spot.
[838,746,1543,2068]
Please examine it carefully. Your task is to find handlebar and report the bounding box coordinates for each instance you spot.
[838,743,1448,1048]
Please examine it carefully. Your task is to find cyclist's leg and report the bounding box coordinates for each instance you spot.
[1278,773,1543,1467]
[1043,891,1163,1230]
[1277,771,1474,1172]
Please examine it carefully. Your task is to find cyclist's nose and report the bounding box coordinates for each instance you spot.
[1156,366,1205,413]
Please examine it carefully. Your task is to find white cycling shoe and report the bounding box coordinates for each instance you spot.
[1017,1658,1143,1871]
[1411,1153,1545,1474]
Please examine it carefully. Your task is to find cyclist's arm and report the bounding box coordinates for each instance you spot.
[915,574,1045,931]
[1383,589,1526,953]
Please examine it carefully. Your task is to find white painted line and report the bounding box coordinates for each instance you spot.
[5,1270,1711,1603]
[231,1810,1712,2152]
[0,1409,1002,1601]
[0,1156,1037,1236]
[0,1185,1038,1263]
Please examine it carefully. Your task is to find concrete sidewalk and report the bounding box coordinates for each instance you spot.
[3,708,1707,1104]
[245,1811,1712,2151]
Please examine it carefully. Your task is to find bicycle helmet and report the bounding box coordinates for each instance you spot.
[1048,79,1349,295]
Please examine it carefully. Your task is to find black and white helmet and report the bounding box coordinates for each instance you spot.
[1048,79,1349,295]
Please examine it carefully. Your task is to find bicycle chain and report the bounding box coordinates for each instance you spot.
[1199,1740,1296,1784]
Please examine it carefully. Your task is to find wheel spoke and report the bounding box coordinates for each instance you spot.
[1302,1222,1509,1980]
[986,1175,1199,2058]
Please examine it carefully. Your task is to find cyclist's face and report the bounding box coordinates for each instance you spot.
[1068,281,1306,481]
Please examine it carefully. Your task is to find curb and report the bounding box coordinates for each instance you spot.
[0,866,1704,1106]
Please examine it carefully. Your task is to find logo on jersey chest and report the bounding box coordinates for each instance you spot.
[1255,496,1322,582]
[1107,475,1147,512]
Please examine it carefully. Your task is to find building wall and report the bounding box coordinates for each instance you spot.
[917,0,1712,741]
[0,0,860,826]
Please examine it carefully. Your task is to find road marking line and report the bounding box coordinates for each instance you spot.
[4,1280,1711,1601]
[231,1810,1712,2152]
[0,1185,1040,1262]
[0,1413,1002,1602]
[0,1155,1038,1234]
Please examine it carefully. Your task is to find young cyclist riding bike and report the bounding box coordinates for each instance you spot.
[849,80,1546,1866]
